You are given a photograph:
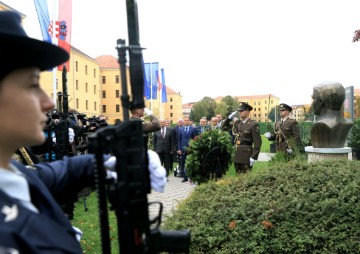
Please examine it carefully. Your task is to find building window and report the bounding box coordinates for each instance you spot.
[56,79,58,89]
[265,107,267,111]
[254,108,256,111]
[265,113,267,117]
[102,76,106,84]
[116,75,120,84]
[254,102,256,105]
[258,101,261,105]
[94,102,97,111]
[85,83,88,92]
[116,90,119,98]
[94,85,96,94]
[76,80,78,90]
[85,100,88,110]
[258,108,260,111]
[102,105,106,113]
[170,105,173,109]
[170,97,173,102]
[116,104,120,112]
[85,65,88,75]
[75,61,78,72]
[254,113,257,117]
[93,69,96,78]
[259,114,261,117]
[76,99,79,109]
[170,113,173,117]
[102,91,106,98]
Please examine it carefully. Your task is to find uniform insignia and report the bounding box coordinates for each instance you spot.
[1,204,18,222]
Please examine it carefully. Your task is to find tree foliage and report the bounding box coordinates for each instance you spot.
[214,102,228,119]
[192,96,217,122]
[221,96,239,115]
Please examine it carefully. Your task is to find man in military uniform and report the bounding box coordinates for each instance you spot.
[222,102,262,174]
[129,104,161,134]
[265,103,301,154]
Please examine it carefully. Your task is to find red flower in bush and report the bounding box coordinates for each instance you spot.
[229,220,237,229]
[261,220,273,229]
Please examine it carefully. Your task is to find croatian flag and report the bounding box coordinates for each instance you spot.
[34,0,72,70]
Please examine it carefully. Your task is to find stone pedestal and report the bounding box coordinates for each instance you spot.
[305,146,352,163]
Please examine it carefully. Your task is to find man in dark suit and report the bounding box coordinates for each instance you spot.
[196,117,210,135]
[172,118,184,167]
[177,117,197,182]
[153,119,175,177]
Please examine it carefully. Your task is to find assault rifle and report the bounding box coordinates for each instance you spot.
[85,0,190,253]
[54,65,70,160]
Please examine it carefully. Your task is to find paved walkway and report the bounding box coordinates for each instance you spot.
[147,152,274,220]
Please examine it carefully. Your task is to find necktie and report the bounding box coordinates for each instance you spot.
[161,128,165,139]
[185,127,188,134]
[201,127,204,133]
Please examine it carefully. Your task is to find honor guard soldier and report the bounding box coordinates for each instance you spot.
[222,102,262,174]
[0,11,166,253]
[265,103,301,154]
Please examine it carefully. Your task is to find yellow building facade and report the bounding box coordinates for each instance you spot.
[236,94,280,122]
[40,47,101,117]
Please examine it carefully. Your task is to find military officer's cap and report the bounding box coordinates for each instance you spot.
[128,102,143,111]
[278,103,292,112]
[237,102,253,111]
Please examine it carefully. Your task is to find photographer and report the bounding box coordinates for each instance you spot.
[0,11,166,253]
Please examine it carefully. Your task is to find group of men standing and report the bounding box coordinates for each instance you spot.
[152,101,302,183]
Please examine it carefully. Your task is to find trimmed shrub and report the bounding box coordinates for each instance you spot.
[164,159,360,253]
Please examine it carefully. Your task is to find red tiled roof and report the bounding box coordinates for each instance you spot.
[96,55,120,69]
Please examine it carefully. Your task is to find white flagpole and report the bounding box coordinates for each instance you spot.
[159,68,162,119]
[150,62,153,112]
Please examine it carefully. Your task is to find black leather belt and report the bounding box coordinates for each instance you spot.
[240,141,252,146]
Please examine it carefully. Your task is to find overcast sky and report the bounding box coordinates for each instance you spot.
[4,0,360,105]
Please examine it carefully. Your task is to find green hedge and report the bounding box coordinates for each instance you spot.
[164,159,360,253]
[258,121,313,147]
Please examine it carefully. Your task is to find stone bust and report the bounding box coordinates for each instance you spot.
[310,82,353,148]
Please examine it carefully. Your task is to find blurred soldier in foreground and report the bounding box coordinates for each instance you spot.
[0,11,166,253]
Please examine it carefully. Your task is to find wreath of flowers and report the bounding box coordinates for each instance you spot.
[185,129,234,184]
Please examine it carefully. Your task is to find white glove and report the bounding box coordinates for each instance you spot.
[265,132,271,138]
[103,150,167,192]
[228,111,237,120]
[72,226,83,242]
[144,108,153,116]
[250,158,255,167]
[68,128,75,143]
[287,148,293,154]
[147,150,167,192]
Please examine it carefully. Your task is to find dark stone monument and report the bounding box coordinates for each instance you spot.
[306,82,353,161]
